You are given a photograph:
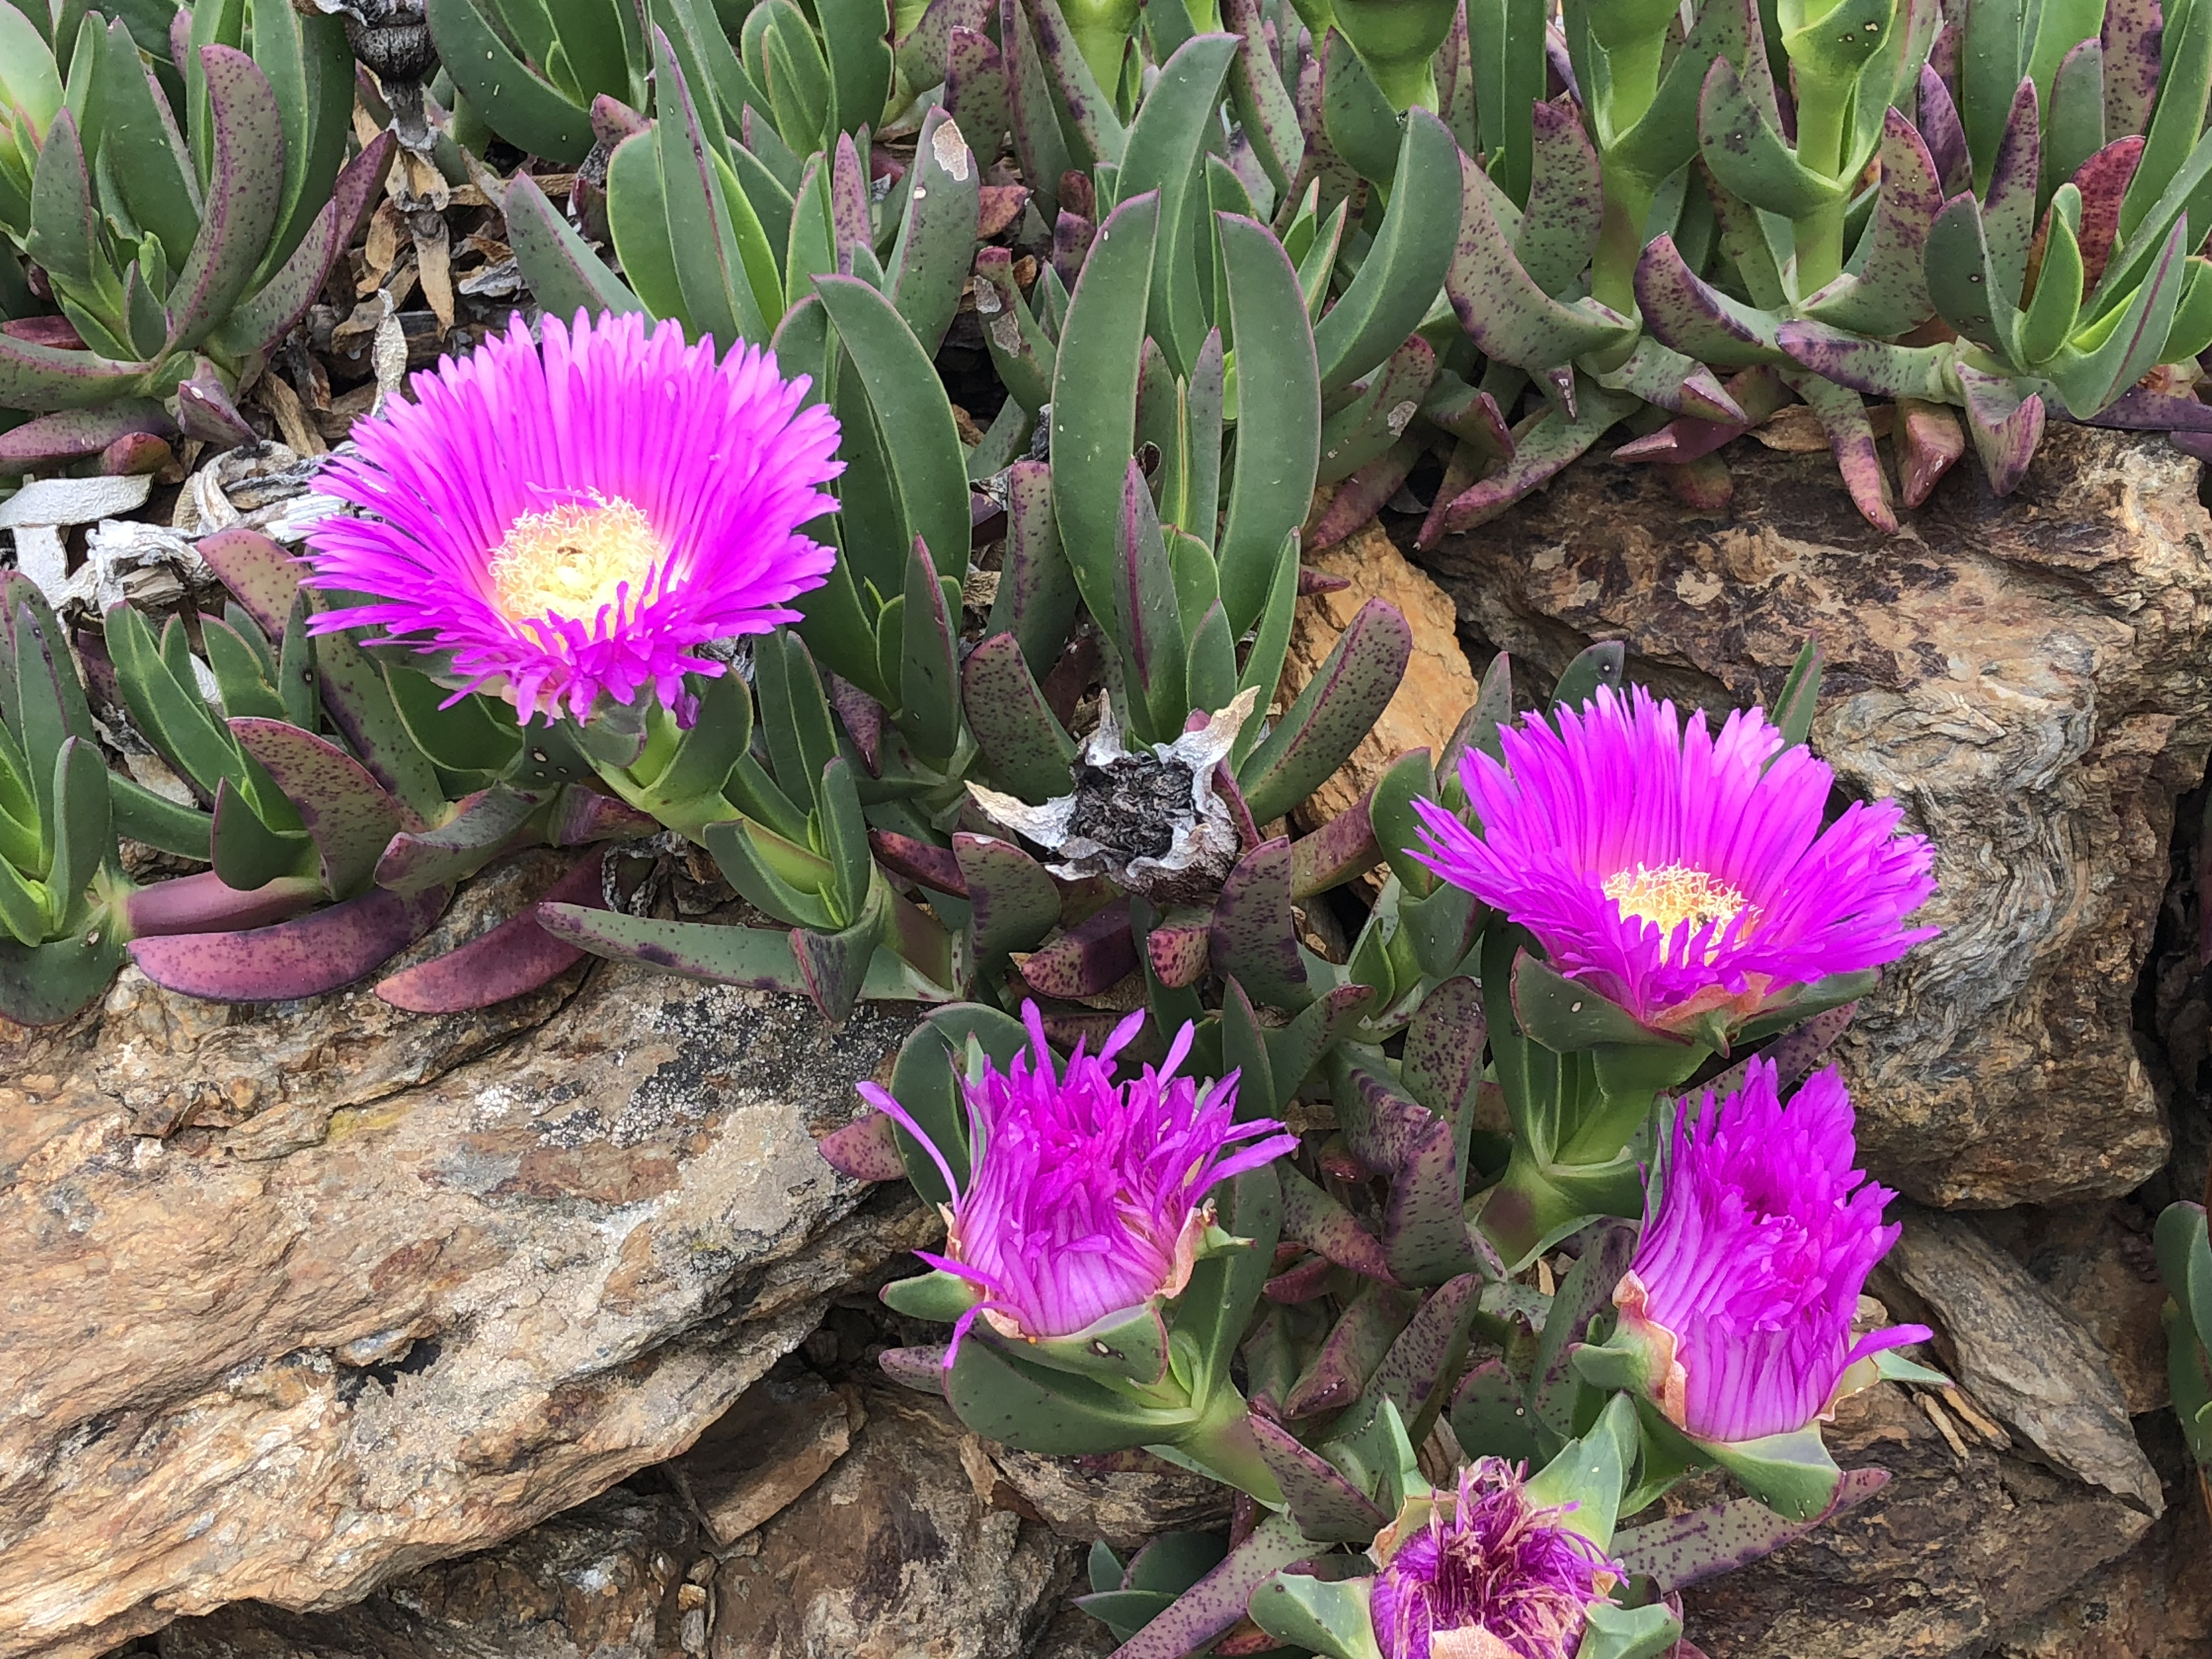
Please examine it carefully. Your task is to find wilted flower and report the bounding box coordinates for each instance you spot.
[1369,1459,1616,1659]
[305,310,842,723]
[1408,685,1937,1034]
[1613,1059,1930,1444]
[857,1001,1296,1358]
[969,688,1256,906]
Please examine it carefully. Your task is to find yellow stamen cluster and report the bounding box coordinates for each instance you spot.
[1601,862,1752,958]
[488,497,665,625]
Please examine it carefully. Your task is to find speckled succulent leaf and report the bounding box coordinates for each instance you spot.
[1284,1280,1420,1420]
[954,832,1062,961]
[1953,360,2047,493]
[1236,598,1412,824]
[1589,337,1749,425]
[1447,149,1636,371]
[1782,369,1900,533]
[1799,108,1943,333]
[1631,236,1785,367]
[129,882,448,1001]
[1424,384,1640,541]
[1248,1413,1391,1543]
[374,851,608,1013]
[225,717,399,899]
[0,398,173,470]
[1774,321,1953,400]
[1613,1467,1889,1590]
[1694,56,1841,217]
[1014,898,1136,997]
[502,169,644,325]
[535,901,818,990]
[1104,1513,1311,1659]
[0,925,124,1025]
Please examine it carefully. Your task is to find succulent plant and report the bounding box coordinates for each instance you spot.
[2158,1191,2212,1511]
[0,0,393,452]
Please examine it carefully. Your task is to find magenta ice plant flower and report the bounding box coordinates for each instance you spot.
[1368,1459,1617,1659]
[1408,685,1937,1034]
[1613,1058,1931,1444]
[304,310,843,722]
[858,1002,1296,1359]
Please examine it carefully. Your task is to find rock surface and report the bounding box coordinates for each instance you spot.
[0,879,929,1659]
[1415,426,2212,1208]
[1681,1380,2158,1657]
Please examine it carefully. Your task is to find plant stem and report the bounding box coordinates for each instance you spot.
[1162,1383,1286,1507]
[1791,76,1853,295]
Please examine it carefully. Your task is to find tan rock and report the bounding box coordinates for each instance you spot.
[1277,521,1481,834]
[1417,425,2212,1207]
[0,905,930,1659]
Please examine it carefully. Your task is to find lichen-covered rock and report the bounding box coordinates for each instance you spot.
[1416,427,2212,1207]
[0,920,928,1659]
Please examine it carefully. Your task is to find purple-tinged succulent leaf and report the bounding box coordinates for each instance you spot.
[1308,435,1422,552]
[1779,371,1900,531]
[1775,322,1952,401]
[1263,983,1376,1108]
[1926,192,2016,354]
[175,360,255,445]
[1264,1253,1337,1303]
[1421,375,1515,461]
[879,1343,953,1394]
[1984,78,2043,308]
[987,461,1079,680]
[1634,234,1785,368]
[1615,1468,1890,1590]
[1444,150,1635,370]
[1022,0,1129,165]
[1425,385,1640,542]
[1000,0,1076,221]
[1015,898,1138,997]
[229,716,402,898]
[1382,1114,1492,1287]
[963,630,1077,805]
[872,830,968,895]
[1224,0,1303,193]
[1287,792,1380,899]
[122,870,323,938]
[1317,335,1436,487]
[1917,64,1972,193]
[129,884,449,1002]
[1448,1357,1541,1463]
[1516,100,1604,298]
[1401,974,1486,1135]
[0,928,126,1026]
[1209,837,1310,1010]
[0,330,149,413]
[947,27,1014,165]
[197,526,301,640]
[1102,1514,1311,1659]
[1611,367,1788,464]
[1697,57,1846,218]
[536,904,810,990]
[1592,336,1748,424]
[1895,398,1966,507]
[165,48,286,354]
[1279,1162,1398,1284]
[1368,1271,1489,1433]
[374,852,607,1013]
[1531,1221,1639,1435]
[1237,598,1412,824]
[830,132,873,274]
[956,832,1062,960]
[818,1109,910,1182]
[1955,363,2047,495]
[2052,219,2190,418]
[99,433,171,475]
[1144,917,1212,988]
[2088,385,2212,430]
[305,627,444,828]
[1341,1063,1431,1175]
[1246,1412,1390,1542]
[547,785,656,846]
[0,400,175,472]
[1801,109,1943,335]
[2074,135,2145,291]
[2102,0,2164,139]
[214,131,399,357]
[1282,1280,1420,1419]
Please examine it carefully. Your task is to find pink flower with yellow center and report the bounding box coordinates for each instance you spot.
[304,310,842,722]
[1615,1058,1929,1443]
[1407,684,1937,1034]
[858,1003,1296,1359]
